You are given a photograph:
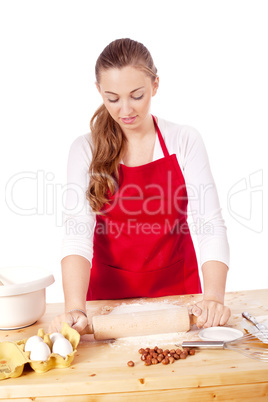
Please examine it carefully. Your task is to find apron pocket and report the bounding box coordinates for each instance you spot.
[88,259,185,300]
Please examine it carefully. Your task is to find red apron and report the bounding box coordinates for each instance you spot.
[87,116,201,300]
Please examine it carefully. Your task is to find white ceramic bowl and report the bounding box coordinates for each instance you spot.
[0,266,55,330]
[199,327,244,342]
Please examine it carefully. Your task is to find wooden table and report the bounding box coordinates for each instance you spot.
[1,289,268,401]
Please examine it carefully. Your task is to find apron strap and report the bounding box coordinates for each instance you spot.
[152,115,170,158]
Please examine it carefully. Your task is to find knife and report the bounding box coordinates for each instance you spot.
[242,311,268,339]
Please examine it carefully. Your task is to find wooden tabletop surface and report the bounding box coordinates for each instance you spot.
[0,289,268,401]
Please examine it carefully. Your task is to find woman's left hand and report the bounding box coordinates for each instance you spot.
[191,299,231,328]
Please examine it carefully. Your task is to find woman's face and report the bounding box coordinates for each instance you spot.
[96,66,159,132]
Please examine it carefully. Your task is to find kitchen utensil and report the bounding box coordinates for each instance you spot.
[0,266,54,330]
[242,311,268,342]
[180,331,268,362]
[85,306,196,340]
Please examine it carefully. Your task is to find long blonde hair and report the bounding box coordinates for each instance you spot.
[86,38,158,213]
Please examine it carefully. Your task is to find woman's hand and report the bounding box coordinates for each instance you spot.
[191,299,231,328]
[48,311,89,335]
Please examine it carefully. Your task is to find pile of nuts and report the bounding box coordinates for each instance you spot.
[127,346,195,367]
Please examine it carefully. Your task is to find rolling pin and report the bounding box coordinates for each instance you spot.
[85,306,197,340]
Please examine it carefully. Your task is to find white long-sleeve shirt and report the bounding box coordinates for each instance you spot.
[61,117,230,268]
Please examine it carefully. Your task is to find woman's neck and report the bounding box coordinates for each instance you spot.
[123,114,156,143]
[122,115,157,167]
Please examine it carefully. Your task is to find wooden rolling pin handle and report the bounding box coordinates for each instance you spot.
[81,323,93,336]
[190,313,198,326]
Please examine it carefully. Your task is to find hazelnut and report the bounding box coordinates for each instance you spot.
[141,354,147,361]
[152,358,158,364]
[127,361,135,367]
[162,357,170,365]
[138,348,145,354]
[180,352,187,359]
[173,353,180,360]
[144,359,152,366]
[169,356,175,364]
[189,349,196,355]
[157,354,164,362]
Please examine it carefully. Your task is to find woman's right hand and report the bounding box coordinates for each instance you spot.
[48,311,89,335]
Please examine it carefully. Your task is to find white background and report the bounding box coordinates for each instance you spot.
[0,0,267,303]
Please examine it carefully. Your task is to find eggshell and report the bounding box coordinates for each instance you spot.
[24,335,44,352]
[52,338,73,358]
[30,342,51,361]
[49,332,65,344]
[15,322,80,374]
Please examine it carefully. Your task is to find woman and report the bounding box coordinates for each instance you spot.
[49,38,230,334]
